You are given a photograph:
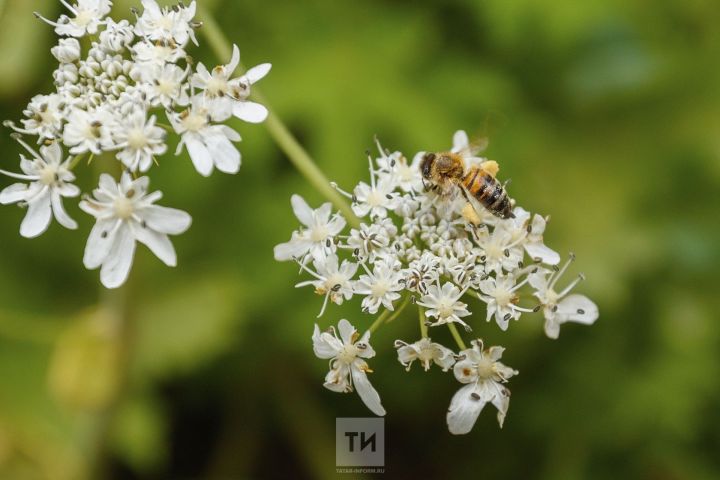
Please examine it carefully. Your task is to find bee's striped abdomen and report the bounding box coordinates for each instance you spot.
[462,167,513,219]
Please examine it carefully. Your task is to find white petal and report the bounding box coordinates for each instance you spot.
[205,133,240,174]
[489,383,511,427]
[447,383,485,435]
[100,225,136,289]
[98,173,119,195]
[312,324,341,359]
[544,316,561,340]
[244,63,271,84]
[58,183,80,197]
[0,183,29,204]
[40,142,62,164]
[290,194,314,226]
[396,344,418,368]
[84,218,117,269]
[227,44,240,73]
[273,236,311,261]
[337,319,356,345]
[185,135,214,177]
[232,101,268,123]
[557,294,598,325]
[141,205,191,234]
[132,222,177,266]
[525,242,560,265]
[324,363,350,392]
[51,192,77,229]
[351,364,385,416]
[20,191,52,238]
[452,130,469,152]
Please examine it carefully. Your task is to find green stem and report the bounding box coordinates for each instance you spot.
[197,4,360,228]
[367,309,391,334]
[385,295,411,324]
[67,152,86,170]
[418,307,428,339]
[447,323,467,350]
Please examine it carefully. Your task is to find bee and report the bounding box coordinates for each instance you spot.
[420,149,514,220]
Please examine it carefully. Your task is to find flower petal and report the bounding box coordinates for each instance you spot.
[185,135,214,177]
[312,324,341,359]
[227,44,241,74]
[141,205,192,235]
[337,319,356,345]
[0,183,29,204]
[351,364,385,416]
[100,224,136,289]
[452,130,469,152]
[290,194,314,227]
[20,190,52,238]
[273,235,311,261]
[84,218,118,269]
[132,221,177,266]
[323,363,350,392]
[244,63,271,84]
[556,294,598,325]
[232,101,268,123]
[205,133,240,174]
[447,383,485,435]
[51,192,77,229]
[525,242,560,265]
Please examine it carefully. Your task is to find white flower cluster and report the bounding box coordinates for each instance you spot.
[1,0,270,288]
[275,131,599,434]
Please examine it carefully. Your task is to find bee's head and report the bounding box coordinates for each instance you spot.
[420,152,436,179]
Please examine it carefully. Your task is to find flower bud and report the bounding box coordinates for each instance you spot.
[51,38,81,63]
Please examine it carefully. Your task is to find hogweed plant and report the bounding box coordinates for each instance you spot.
[274,131,599,434]
[0,0,270,288]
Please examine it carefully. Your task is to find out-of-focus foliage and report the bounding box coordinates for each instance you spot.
[0,0,719,478]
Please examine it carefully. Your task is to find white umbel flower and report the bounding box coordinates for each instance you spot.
[134,0,198,47]
[136,63,189,109]
[416,281,472,331]
[113,109,166,172]
[35,0,112,38]
[273,195,346,262]
[296,253,357,317]
[62,108,115,155]
[170,99,242,177]
[312,319,385,416]
[447,339,518,434]
[529,255,598,339]
[0,140,79,237]
[79,172,191,288]
[191,44,271,123]
[394,338,456,372]
[18,94,66,141]
[354,261,403,314]
[477,273,537,331]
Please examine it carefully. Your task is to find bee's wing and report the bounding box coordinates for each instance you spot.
[468,137,489,156]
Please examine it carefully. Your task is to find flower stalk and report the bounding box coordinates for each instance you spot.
[197,4,360,228]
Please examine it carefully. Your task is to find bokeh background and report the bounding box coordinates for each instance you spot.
[0,0,719,478]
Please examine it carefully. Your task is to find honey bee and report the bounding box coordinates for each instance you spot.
[420,149,514,220]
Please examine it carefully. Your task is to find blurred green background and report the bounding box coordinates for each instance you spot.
[1,0,719,478]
